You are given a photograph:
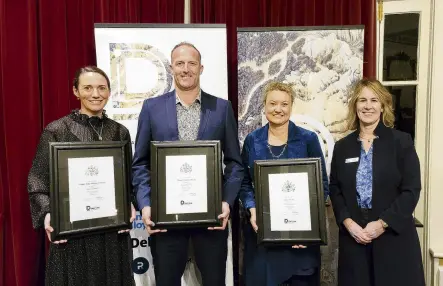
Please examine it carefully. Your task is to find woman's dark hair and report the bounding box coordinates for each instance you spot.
[73,66,111,90]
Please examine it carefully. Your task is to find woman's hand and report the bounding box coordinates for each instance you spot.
[249,208,258,232]
[343,218,372,245]
[250,208,306,248]
[44,213,67,244]
[363,220,385,240]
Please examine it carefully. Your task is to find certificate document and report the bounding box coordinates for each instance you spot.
[268,173,312,231]
[165,155,207,214]
[68,156,117,222]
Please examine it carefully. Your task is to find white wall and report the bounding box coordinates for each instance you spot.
[427,0,443,283]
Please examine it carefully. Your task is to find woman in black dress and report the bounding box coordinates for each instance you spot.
[27,66,136,285]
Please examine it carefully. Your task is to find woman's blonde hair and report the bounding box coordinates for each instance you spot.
[262,82,295,104]
[346,78,395,130]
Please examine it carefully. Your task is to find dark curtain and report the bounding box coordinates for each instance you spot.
[0,1,184,285]
[191,1,376,285]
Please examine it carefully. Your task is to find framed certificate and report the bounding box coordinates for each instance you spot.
[254,158,327,246]
[49,141,132,241]
[150,140,222,228]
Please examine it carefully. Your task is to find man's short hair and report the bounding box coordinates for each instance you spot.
[171,42,202,62]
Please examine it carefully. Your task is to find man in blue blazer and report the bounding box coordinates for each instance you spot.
[132,42,244,286]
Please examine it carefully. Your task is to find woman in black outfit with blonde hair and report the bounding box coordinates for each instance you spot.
[329,78,425,286]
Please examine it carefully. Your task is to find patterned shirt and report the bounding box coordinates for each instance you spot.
[356,141,374,208]
[176,91,201,141]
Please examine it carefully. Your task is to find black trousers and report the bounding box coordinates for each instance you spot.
[150,227,229,286]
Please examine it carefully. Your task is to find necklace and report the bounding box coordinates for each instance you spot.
[359,134,378,143]
[267,143,287,159]
[89,121,104,140]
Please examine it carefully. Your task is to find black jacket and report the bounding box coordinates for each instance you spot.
[329,121,425,286]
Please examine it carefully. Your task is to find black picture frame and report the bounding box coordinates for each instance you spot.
[150,140,222,229]
[49,141,132,241]
[254,158,327,246]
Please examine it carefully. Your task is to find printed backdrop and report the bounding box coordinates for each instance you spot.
[94,24,364,286]
[95,24,232,286]
[236,26,364,285]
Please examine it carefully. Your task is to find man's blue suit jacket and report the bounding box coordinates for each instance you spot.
[132,90,244,210]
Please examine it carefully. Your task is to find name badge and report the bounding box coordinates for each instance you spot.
[345,157,359,163]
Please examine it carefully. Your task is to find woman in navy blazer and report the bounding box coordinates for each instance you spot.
[239,82,329,286]
[329,79,425,286]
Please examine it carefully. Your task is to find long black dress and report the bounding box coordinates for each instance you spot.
[27,110,135,286]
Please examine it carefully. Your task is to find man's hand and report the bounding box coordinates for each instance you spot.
[44,213,67,244]
[142,206,167,235]
[249,208,258,233]
[363,220,385,240]
[208,202,230,230]
[343,218,372,245]
[118,203,137,234]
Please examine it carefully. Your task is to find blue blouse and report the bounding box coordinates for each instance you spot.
[239,123,328,286]
[356,142,374,209]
